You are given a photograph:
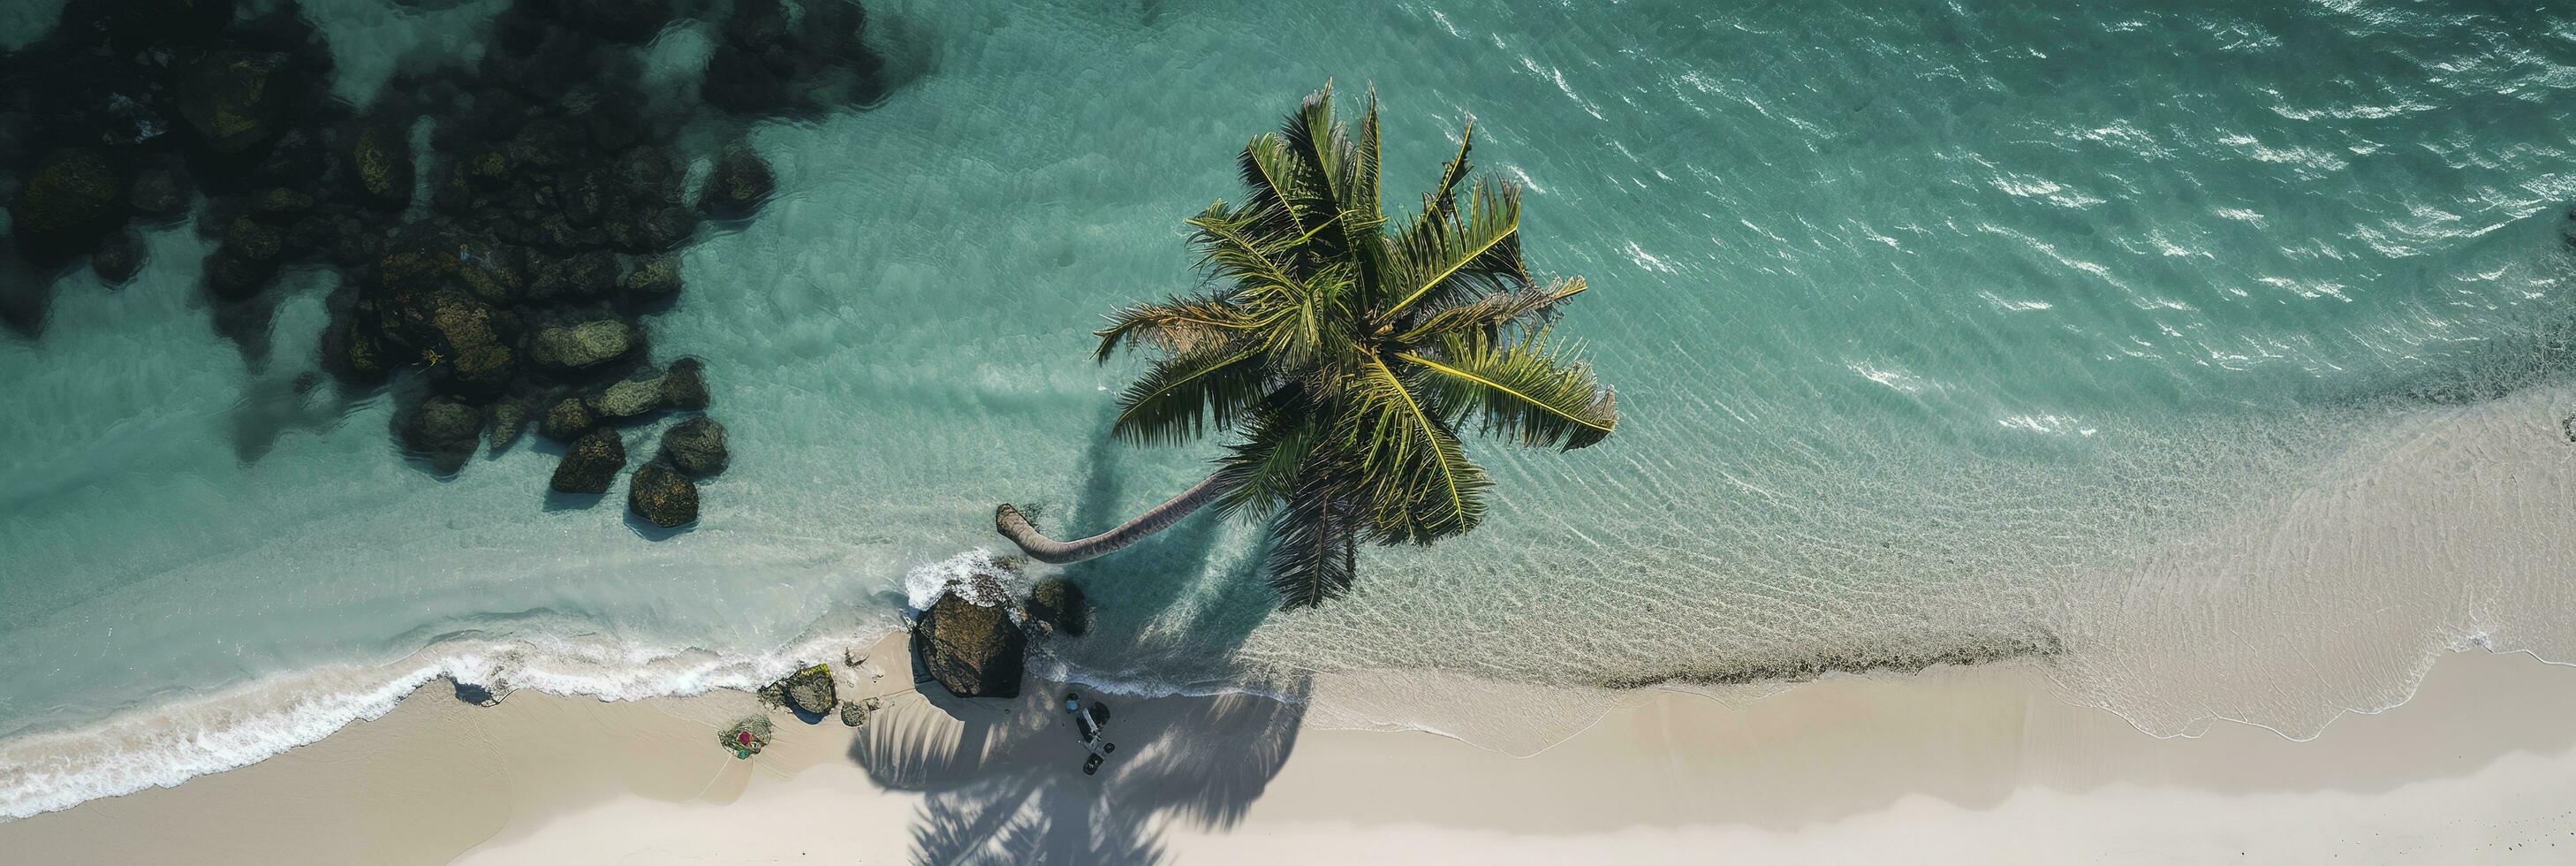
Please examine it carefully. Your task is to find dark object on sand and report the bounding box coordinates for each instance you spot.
[1065,691,1116,775]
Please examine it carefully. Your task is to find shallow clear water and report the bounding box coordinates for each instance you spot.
[5,0,2576,817]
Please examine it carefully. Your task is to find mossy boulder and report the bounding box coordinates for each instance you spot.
[375,286,517,392]
[696,142,775,219]
[175,50,299,154]
[837,696,881,727]
[658,415,727,477]
[660,357,710,410]
[222,216,283,262]
[127,164,192,224]
[622,254,681,296]
[92,228,146,285]
[628,463,699,527]
[912,592,1026,699]
[540,396,599,441]
[352,123,414,209]
[489,400,530,451]
[594,371,666,419]
[398,395,483,475]
[778,664,835,715]
[549,429,625,494]
[527,318,637,371]
[11,148,128,256]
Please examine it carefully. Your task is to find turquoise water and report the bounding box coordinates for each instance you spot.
[5,0,2576,817]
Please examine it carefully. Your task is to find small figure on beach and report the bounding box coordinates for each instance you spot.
[1064,691,1116,775]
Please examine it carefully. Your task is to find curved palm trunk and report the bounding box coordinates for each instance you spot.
[995,472,1231,564]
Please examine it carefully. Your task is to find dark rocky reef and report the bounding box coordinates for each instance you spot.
[1,0,895,527]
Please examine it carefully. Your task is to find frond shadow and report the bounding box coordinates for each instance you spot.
[857,408,1307,864]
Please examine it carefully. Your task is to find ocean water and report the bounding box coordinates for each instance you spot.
[6,0,2576,818]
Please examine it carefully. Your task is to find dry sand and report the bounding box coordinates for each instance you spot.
[2,629,2572,864]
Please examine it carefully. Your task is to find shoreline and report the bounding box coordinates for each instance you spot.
[4,635,2574,862]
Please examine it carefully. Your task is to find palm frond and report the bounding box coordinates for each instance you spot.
[1343,358,1489,543]
[1209,397,1324,520]
[1379,179,1527,319]
[1109,340,1268,445]
[1429,119,1474,215]
[1186,203,1302,291]
[1094,293,1262,361]
[1338,87,1385,239]
[1399,330,1617,451]
[1262,467,1359,609]
[1280,84,1344,209]
[1392,277,1585,345]
[1238,133,1314,237]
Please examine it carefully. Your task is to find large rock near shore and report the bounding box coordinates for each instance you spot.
[913,592,1026,699]
[779,664,835,715]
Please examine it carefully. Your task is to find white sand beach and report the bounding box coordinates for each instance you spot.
[2,632,2571,864]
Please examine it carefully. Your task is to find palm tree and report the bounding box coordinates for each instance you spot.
[996,83,1618,608]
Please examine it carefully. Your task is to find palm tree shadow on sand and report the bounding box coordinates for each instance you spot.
[851,414,1309,865]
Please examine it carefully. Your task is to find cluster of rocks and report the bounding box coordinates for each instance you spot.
[1,0,890,530]
[758,663,839,714]
[911,573,1093,700]
[754,662,879,729]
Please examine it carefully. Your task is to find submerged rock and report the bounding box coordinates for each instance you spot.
[376,287,518,392]
[92,227,146,285]
[527,318,637,371]
[594,371,666,418]
[912,592,1026,699]
[660,356,710,409]
[1027,578,1090,637]
[779,663,836,715]
[622,253,681,296]
[697,142,776,219]
[11,148,128,257]
[175,50,299,154]
[627,462,698,527]
[223,216,283,262]
[489,400,529,450]
[540,396,598,441]
[549,429,625,494]
[352,123,414,209]
[658,415,727,477]
[127,164,193,224]
[399,395,482,474]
